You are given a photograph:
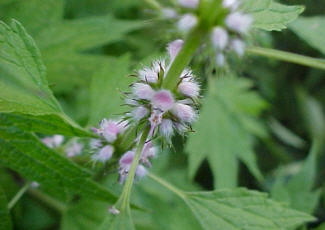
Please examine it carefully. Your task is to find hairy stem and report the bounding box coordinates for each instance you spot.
[8,182,31,210]
[117,125,151,211]
[247,46,325,71]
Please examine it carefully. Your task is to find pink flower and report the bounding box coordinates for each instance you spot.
[92,145,114,162]
[42,135,64,148]
[223,0,239,10]
[211,27,229,50]
[178,0,199,9]
[177,14,198,32]
[216,53,225,66]
[136,165,148,178]
[100,119,120,143]
[132,83,155,100]
[119,151,135,168]
[171,103,197,123]
[138,67,158,83]
[141,142,157,166]
[66,141,83,157]
[132,106,149,121]
[151,90,175,111]
[231,39,245,56]
[162,8,178,19]
[167,39,184,61]
[178,81,200,98]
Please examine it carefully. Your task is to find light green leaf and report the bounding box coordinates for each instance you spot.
[184,188,314,230]
[0,0,64,35]
[0,20,93,136]
[243,0,304,31]
[289,16,325,55]
[89,55,133,125]
[187,76,267,188]
[0,126,116,203]
[0,185,12,230]
[97,209,135,230]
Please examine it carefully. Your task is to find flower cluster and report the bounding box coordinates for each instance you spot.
[124,39,200,143]
[91,119,128,162]
[160,0,253,66]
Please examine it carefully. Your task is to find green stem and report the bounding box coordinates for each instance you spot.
[163,26,207,90]
[247,46,325,71]
[117,125,151,211]
[143,0,161,10]
[7,182,31,210]
[148,173,186,200]
[28,189,67,213]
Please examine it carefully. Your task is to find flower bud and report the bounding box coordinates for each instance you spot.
[177,14,198,32]
[151,90,175,111]
[92,145,114,162]
[178,0,199,9]
[231,39,245,56]
[167,39,184,61]
[178,81,200,98]
[171,103,197,123]
[138,67,158,83]
[66,141,83,157]
[216,53,225,66]
[225,12,253,34]
[100,119,120,143]
[162,8,178,19]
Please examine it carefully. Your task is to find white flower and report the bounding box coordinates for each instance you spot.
[177,14,198,32]
[225,12,253,34]
[100,119,120,143]
[161,8,178,19]
[66,141,83,157]
[159,119,174,140]
[42,135,64,148]
[171,103,197,123]
[136,165,148,178]
[178,0,199,9]
[178,81,200,98]
[216,53,225,66]
[222,0,239,10]
[231,39,245,56]
[211,27,229,50]
[132,83,155,100]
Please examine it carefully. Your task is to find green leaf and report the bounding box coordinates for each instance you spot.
[97,209,135,230]
[243,0,304,31]
[187,76,267,188]
[0,126,116,203]
[89,55,133,125]
[289,16,325,56]
[0,20,93,136]
[0,185,12,230]
[184,188,314,230]
[271,140,322,214]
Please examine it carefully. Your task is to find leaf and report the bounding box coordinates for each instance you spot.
[0,126,116,203]
[242,0,304,31]
[289,16,325,56]
[97,209,135,230]
[0,20,93,136]
[187,76,267,188]
[271,140,322,214]
[0,185,12,230]
[0,113,94,137]
[89,55,133,125]
[184,188,314,230]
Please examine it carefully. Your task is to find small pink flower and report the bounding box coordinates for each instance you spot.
[42,135,64,148]
[136,165,148,178]
[138,67,158,83]
[100,119,120,143]
[90,139,102,149]
[66,141,83,157]
[225,12,253,34]
[223,0,239,10]
[171,103,197,123]
[162,8,178,19]
[178,81,200,98]
[178,0,199,9]
[177,14,198,32]
[92,145,114,162]
[231,39,245,56]
[151,90,175,111]
[167,39,184,61]
[159,119,174,140]
[132,83,155,100]
[119,151,135,168]
[132,106,149,121]
[211,27,229,50]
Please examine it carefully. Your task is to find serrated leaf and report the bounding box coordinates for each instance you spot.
[0,185,12,230]
[184,188,314,230]
[89,55,133,125]
[243,0,304,31]
[0,126,116,203]
[0,20,93,137]
[187,77,267,188]
[289,16,325,56]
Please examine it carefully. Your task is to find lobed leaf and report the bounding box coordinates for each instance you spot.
[186,77,267,188]
[0,126,116,203]
[242,0,304,31]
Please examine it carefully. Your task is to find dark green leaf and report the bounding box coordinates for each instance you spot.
[0,185,12,230]
[0,126,116,202]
